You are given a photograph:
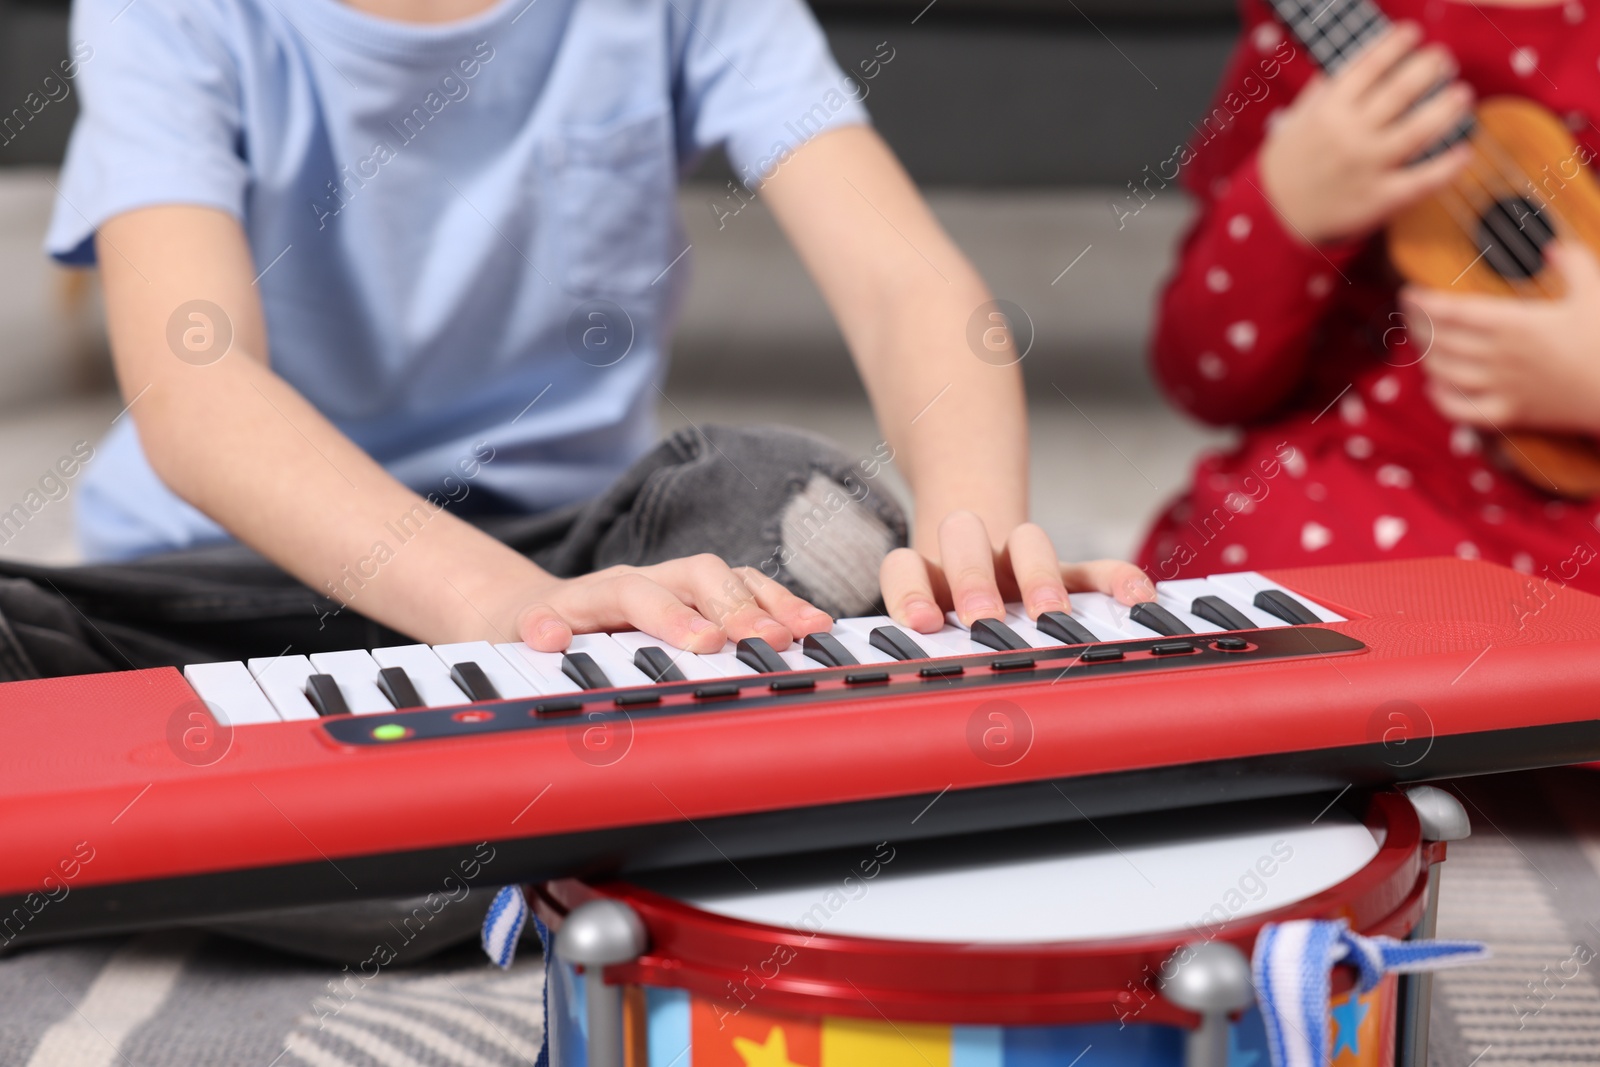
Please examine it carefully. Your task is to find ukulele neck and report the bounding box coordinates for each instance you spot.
[1266,0,1475,150]
[1266,0,1391,71]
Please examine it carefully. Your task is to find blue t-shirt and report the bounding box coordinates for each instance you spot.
[48,0,867,560]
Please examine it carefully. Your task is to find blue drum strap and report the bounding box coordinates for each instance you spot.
[483,884,531,968]
[1252,920,1488,1067]
[531,911,552,1067]
[482,886,550,1067]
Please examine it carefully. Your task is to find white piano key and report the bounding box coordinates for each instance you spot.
[1206,571,1345,623]
[247,654,321,721]
[777,645,819,671]
[1132,580,1226,634]
[1053,592,1158,640]
[431,642,542,699]
[308,650,393,715]
[817,628,898,667]
[567,634,655,688]
[184,661,281,725]
[609,631,734,681]
[371,644,471,707]
[960,607,1075,652]
[494,643,586,695]
[1153,578,1284,631]
[834,615,973,659]
[1000,606,1070,649]
[720,638,818,673]
[687,641,762,680]
[944,610,1055,652]
[1013,600,1126,643]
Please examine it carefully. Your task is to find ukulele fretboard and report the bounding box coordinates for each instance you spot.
[1266,0,1476,152]
[1267,0,1389,71]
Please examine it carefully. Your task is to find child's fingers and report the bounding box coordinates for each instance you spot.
[1365,43,1457,126]
[736,567,833,639]
[659,553,794,649]
[1000,523,1070,619]
[517,604,574,652]
[598,571,726,653]
[1425,379,1506,427]
[1380,84,1472,164]
[1402,283,1514,333]
[879,547,946,634]
[1423,351,1495,393]
[1424,325,1498,364]
[1061,559,1157,606]
[937,510,1005,626]
[1334,21,1423,101]
[1380,143,1472,215]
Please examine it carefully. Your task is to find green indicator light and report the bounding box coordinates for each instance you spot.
[372,724,407,741]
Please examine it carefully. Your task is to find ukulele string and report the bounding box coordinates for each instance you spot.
[1458,146,1563,294]
[1472,121,1577,270]
[1429,174,1538,292]
[1424,130,1564,298]
[1447,158,1557,296]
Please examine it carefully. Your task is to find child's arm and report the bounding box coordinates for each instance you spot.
[1154,16,1470,426]
[760,126,1154,630]
[99,206,831,654]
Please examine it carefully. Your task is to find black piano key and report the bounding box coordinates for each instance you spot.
[1129,602,1195,637]
[1036,610,1096,646]
[449,661,501,702]
[1254,589,1321,626]
[1190,595,1256,632]
[375,666,424,709]
[633,646,687,683]
[870,625,927,661]
[969,618,1031,652]
[735,637,789,674]
[801,632,858,668]
[561,651,612,690]
[304,674,351,717]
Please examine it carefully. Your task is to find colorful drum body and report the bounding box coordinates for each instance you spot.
[536,792,1437,1067]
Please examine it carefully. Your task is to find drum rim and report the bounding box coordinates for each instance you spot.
[534,790,1432,1027]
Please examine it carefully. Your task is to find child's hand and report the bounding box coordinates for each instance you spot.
[1259,22,1473,245]
[878,511,1156,634]
[504,556,835,653]
[1403,242,1600,434]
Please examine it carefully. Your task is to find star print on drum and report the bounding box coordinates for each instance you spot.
[542,983,1393,1066]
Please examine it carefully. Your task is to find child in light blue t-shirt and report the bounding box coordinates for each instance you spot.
[51,0,1156,658]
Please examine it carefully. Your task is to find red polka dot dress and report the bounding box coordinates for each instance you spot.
[1137,0,1600,595]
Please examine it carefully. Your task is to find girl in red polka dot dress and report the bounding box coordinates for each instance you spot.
[1138,0,1600,596]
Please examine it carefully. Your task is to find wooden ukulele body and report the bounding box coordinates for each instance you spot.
[1388,96,1600,498]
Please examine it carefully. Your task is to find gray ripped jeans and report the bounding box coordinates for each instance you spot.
[0,424,906,962]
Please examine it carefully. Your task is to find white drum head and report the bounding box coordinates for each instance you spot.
[642,801,1378,944]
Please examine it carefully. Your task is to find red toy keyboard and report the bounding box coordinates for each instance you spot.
[1,558,1594,948]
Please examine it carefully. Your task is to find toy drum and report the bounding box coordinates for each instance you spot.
[533,789,1464,1067]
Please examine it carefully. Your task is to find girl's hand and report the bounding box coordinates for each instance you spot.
[1404,242,1600,434]
[878,511,1156,634]
[1259,22,1473,245]
[502,556,834,653]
